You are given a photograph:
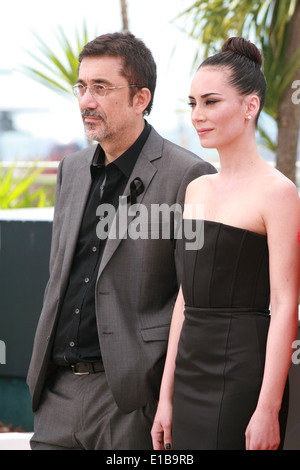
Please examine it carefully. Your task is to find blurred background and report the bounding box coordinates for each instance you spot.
[1,0,300,206]
[1,0,198,161]
[0,0,300,446]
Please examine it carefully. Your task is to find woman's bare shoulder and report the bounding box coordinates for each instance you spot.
[186,172,218,191]
[261,168,300,234]
[263,167,299,201]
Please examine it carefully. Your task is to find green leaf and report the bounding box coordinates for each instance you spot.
[21,21,96,99]
[0,162,55,209]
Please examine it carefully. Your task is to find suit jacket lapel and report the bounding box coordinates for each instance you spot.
[97,128,163,278]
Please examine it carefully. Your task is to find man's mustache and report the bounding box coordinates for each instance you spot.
[81,110,106,120]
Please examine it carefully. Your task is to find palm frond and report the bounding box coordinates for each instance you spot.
[20,21,95,99]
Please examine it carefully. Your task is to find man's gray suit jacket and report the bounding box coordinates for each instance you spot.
[27,127,216,413]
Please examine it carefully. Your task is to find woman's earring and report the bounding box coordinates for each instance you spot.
[247,115,252,120]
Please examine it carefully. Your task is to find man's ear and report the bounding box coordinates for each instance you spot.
[134,88,151,115]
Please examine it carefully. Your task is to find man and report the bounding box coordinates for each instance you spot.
[27,32,216,450]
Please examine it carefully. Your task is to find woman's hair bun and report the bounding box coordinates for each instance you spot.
[221,37,263,67]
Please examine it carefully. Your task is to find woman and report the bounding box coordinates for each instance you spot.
[151,37,300,450]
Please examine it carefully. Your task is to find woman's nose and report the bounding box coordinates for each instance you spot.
[192,106,206,124]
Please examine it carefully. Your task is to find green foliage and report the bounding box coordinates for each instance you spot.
[21,21,92,99]
[0,162,55,209]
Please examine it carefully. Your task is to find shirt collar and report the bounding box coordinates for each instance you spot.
[91,120,151,178]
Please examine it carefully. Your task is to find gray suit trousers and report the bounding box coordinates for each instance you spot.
[30,367,156,450]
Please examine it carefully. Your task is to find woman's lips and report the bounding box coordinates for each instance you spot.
[196,128,213,136]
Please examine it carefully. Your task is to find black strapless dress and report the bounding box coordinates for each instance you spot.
[172,220,288,450]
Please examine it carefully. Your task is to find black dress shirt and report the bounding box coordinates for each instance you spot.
[52,121,151,366]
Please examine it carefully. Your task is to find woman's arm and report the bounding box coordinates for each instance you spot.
[151,286,185,450]
[245,179,300,450]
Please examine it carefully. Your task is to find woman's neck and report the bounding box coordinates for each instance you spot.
[217,134,262,178]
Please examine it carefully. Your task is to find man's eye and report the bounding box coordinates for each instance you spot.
[93,85,105,94]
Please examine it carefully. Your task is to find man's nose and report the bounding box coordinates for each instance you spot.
[79,88,98,108]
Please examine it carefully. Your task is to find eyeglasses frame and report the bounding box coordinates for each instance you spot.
[72,83,139,98]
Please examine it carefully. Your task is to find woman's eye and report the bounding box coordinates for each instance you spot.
[188,100,219,108]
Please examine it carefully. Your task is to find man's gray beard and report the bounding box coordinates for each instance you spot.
[84,123,113,143]
[81,109,110,142]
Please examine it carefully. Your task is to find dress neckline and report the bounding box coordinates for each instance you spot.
[186,219,267,238]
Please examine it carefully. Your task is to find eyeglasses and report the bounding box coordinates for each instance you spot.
[72,83,138,98]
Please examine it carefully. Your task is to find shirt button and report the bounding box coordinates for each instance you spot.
[92,246,97,252]
[74,308,80,314]
[84,277,90,283]
[69,341,75,347]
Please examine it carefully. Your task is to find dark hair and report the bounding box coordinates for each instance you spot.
[78,31,157,115]
[199,37,266,122]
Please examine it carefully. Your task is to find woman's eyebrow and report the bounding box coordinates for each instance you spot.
[201,92,222,98]
[188,92,222,100]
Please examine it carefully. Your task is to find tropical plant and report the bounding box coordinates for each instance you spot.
[177,0,300,183]
[21,22,91,100]
[0,162,55,209]
[21,0,129,99]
